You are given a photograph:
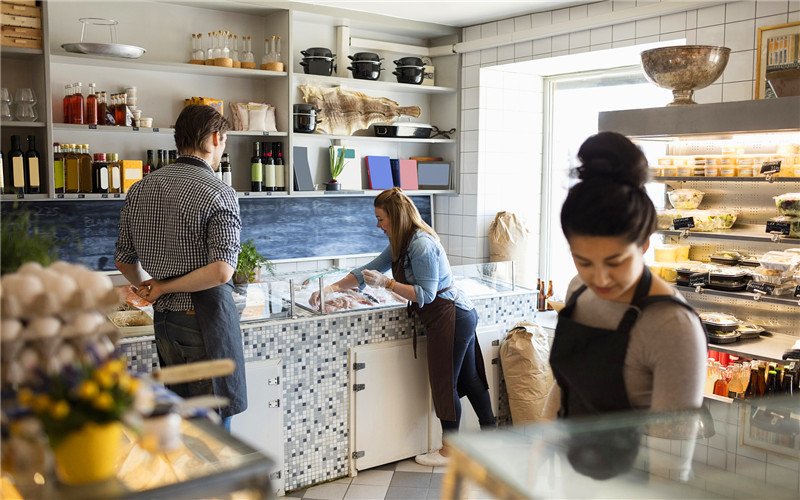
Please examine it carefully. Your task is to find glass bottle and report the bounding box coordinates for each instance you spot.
[250,141,262,192]
[71,82,84,125]
[207,31,216,62]
[92,153,108,193]
[263,148,276,191]
[156,149,164,170]
[86,83,98,125]
[262,38,270,66]
[24,135,40,194]
[64,144,80,193]
[169,150,177,165]
[222,30,231,59]
[196,33,205,60]
[221,153,232,187]
[143,149,154,176]
[232,35,239,64]
[107,152,121,193]
[8,135,25,195]
[267,35,281,63]
[102,92,114,126]
[545,280,554,310]
[274,142,285,191]
[766,370,778,395]
[63,84,72,124]
[114,93,127,126]
[0,150,4,194]
[756,363,768,397]
[712,366,729,397]
[244,36,254,63]
[53,142,65,194]
[78,144,93,193]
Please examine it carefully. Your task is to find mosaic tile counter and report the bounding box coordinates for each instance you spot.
[121,290,536,491]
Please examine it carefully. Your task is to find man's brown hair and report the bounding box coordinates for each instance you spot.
[174,105,231,155]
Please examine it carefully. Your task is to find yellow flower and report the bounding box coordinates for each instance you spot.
[77,381,99,400]
[117,374,132,392]
[32,394,51,413]
[104,359,125,375]
[16,388,34,407]
[128,377,141,394]
[50,400,70,420]
[93,392,113,411]
[94,369,115,389]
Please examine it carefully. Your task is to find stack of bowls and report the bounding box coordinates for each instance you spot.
[393,56,424,85]
[300,47,336,76]
[347,52,383,80]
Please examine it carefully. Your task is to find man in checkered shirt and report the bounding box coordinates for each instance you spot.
[115,105,247,428]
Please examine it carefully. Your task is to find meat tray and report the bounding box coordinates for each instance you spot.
[373,122,433,138]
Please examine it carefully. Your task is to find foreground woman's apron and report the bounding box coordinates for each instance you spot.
[392,247,487,421]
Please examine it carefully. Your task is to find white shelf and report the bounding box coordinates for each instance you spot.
[293,133,455,144]
[50,54,288,79]
[0,121,46,128]
[293,73,456,94]
[51,124,287,137]
[236,191,289,198]
[282,190,450,198]
[675,285,800,308]
[706,330,798,364]
[653,176,800,183]
[1,193,48,201]
[53,193,125,200]
[0,47,43,59]
[657,225,800,245]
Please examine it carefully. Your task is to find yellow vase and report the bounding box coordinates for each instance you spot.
[53,422,122,485]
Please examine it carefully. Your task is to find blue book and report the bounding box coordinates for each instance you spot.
[365,156,394,190]
[389,159,401,187]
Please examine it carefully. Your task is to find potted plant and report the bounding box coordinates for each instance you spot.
[326,145,348,191]
[234,240,274,285]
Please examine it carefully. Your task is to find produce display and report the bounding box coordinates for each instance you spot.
[667,188,704,209]
[774,193,800,216]
[656,209,737,231]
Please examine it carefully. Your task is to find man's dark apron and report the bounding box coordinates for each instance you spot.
[169,156,247,418]
[392,247,488,422]
[549,267,696,417]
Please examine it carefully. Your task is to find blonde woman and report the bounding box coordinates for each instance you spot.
[311,188,495,466]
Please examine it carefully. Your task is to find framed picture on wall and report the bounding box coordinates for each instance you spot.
[741,403,800,458]
[754,21,800,99]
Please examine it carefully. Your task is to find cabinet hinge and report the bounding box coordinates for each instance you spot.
[352,450,365,459]
[268,376,280,385]
[491,358,499,365]
[269,470,282,480]
[491,340,500,346]
[268,399,281,408]
[353,383,366,392]
[353,362,366,371]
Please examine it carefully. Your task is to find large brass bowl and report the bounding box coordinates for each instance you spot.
[641,45,730,105]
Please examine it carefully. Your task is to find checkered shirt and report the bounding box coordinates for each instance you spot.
[115,155,241,312]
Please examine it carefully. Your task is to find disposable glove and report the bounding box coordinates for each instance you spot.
[309,285,338,307]
[362,269,391,288]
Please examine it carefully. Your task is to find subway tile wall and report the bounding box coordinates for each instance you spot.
[121,292,537,491]
[438,1,800,271]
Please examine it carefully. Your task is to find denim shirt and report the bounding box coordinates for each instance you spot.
[352,230,474,311]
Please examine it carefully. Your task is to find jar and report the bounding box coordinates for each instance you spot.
[662,165,678,176]
[658,157,673,167]
[705,164,720,176]
[737,157,755,177]
[677,165,693,176]
[692,157,706,176]
[720,161,736,177]
[650,167,664,177]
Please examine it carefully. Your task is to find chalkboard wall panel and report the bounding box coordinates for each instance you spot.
[1,196,431,270]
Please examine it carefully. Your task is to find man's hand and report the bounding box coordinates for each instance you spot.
[362,270,390,288]
[135,279,169,303]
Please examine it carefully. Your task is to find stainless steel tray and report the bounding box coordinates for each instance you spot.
[61,42,146,59]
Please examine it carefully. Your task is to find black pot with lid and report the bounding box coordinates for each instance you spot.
[293,103,321,133]
[300,58,336,76]
[348,61,383,80]
[301,47,334,58]
[393,56,424,67]
[393,65,424,84]
[349,52,382,62]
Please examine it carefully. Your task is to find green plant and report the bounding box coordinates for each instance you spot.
[236,240,274,283]
[1,208,58,275]
[329,145,348,182]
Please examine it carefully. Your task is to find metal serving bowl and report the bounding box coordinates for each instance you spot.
[640,45,730,106]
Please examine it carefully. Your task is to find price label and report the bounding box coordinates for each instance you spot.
[56,194,64,199]
[132,126,139,131]
[747,281,776,295]
[263,131,271,136]
[16,193,24,199]
[114,193,121,198]
[101,193,108,198]
[243,191,251,196]
[795,285,800,298]
[152,127,160,132]
[689,272,710,287]
[88,124,97,130]
[673,217,695,230]
[77,194,85,199]
[766,220,791,235]
[760,160,781,175]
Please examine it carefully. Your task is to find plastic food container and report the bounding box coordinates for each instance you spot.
[708,268,751,291]
[774,193,800,216]
[709,210,737,230]
[675,243,690,261]
[656,209,680,230]
[749,266,794,285]
[676,262,716,286]
[736,323,764,339]
[739,255,762,267]
[654,244,680,263]
[767,216,800,237]
[668,189,704,209]
[707,330,741,344]
[758,251,800,272]
[658,157,673,166]
[709,251,741,266]
[700,312,740,334]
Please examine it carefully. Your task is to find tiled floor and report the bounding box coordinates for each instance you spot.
[284,458,493,500]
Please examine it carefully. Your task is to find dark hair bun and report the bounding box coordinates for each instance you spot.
[576,131,648,188]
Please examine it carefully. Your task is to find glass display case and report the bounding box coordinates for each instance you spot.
[451,261,520,297]
[235,277,295,323]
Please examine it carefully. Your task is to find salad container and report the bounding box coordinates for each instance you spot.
[668,189,705,209]
[774,193,800,216]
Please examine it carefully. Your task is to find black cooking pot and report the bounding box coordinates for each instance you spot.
[348,52,382,62]
[301,47,334,58]
[300,57,336,76]
[393,66,424,84]
[293,104,321,133]
[393,56,424,67]
[348,60,383,80]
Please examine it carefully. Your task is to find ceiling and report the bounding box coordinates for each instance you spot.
[292,1,586,28]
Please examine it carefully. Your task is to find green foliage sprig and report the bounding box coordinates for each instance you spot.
[235,240,274,283]
[1,209,58,275]
[329,145,347,181]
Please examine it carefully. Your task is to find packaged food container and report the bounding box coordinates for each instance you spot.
[658,157,673,166]
[662,165,678,176]
[736,322,764,339]
[737,160,755,177]
[656,209,680,230]
[707,330,741,344]
[668,189,704,209]
[767,215,800,238]
[675,243,691,261]
[774,193,800,216]
[692,159,706,176]
[660,263,679,282]
[709,209,737,230]
[749,266,794,285]
[650,167,663,177]
[708,268,750,291]
[709,251,741,266]
[654,244,680,263]
[676,262,716,286]
[704,164,720,177]
[676,165,693,177]
[758,250,800,272]
[739,255,762,267]
[720,165,736,177]
[700,312,740,334]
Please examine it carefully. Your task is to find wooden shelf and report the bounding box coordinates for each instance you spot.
[675,285,800,308]
[50,54,288,79]
[656,225,800,245]
[52,124,287,137]
[0,121,46,128]
[293,133,455,144]
[293,73,456,94]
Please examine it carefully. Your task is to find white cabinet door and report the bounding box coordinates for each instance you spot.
[350,339,431,471]
[231,359,285,495]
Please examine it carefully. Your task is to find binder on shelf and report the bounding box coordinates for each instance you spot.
[292,146,315,191]
[390,159,401,187]
[391,159,419,190]
[365,155,393,190]
[417,161,451,190]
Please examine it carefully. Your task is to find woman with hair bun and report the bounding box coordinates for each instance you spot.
[310,187,495,466]
[546,131,706,419]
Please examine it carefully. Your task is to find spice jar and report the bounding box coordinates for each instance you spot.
[692,157,706,176]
